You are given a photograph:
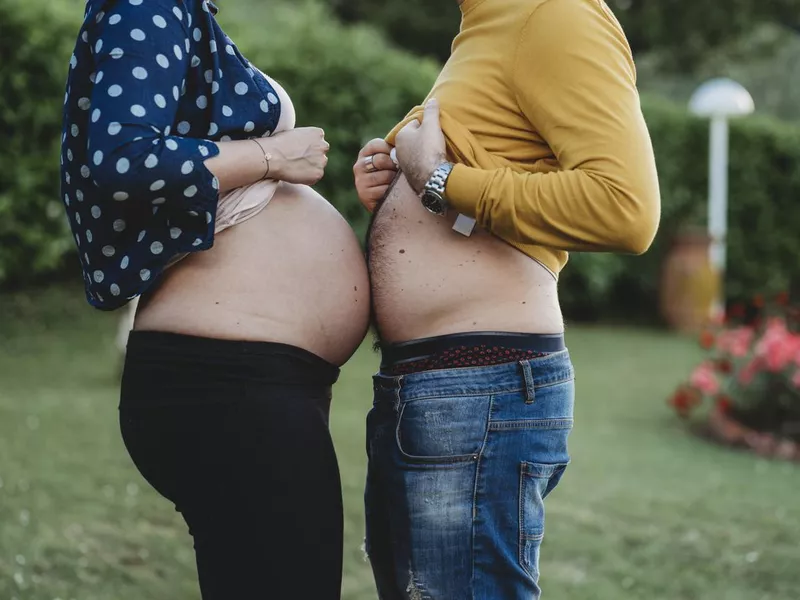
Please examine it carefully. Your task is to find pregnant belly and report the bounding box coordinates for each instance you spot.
[134,183,370,366]
[369,175,563,343]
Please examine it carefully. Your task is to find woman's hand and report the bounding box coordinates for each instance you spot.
[259,127,330,185]
[353,138,398,213]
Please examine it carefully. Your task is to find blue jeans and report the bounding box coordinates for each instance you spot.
[365,352,574,599]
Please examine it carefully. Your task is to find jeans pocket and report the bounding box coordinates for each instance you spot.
[519,461,568,581]
[395,395,492,464]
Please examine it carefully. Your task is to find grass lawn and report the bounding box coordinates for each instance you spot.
[1,285,799,600]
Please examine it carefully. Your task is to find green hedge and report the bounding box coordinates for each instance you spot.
[3,0,799,322]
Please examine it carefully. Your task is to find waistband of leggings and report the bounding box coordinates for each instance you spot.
[380,331,566,371]
[125,330,340,386]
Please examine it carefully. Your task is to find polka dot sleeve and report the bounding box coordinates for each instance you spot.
[83,0,220,299]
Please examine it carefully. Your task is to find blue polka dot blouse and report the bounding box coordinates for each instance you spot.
[60,0,282,310]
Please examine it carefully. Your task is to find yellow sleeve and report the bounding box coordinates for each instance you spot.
[446,0,661,255]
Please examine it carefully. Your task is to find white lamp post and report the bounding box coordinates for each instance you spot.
[688,78,755,275]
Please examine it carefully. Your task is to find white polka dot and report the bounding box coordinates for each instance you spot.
[150,180,165,191]
[91,205,101,219]
[174,45,183,60]
[93,270,104,283]
[93,151,104,165]
[181,161,194,174]
[109,14,121,25]
[212,177,219,190]
[65,172,71,184]
[140,269,151,281]
[220,135,232,142]
[187,11,192,26]
[86,230,93,243]
[268,92,279,104]
[82,31,88,42]
[91,108,101,123]
[145,154,159,168]
[196,96,208,109]
[177,121,191,135]
[108,84,123,97]
[164,126,171,136]
[205,211,213,224]
[193,238,203,247]
[70,54,77,69]
[111,47,125,60]
[173,6,183,20]
[67,149,74,161]
[247,67,254,77]
[75,212,80,224]
[154,94,167,108]
[81,165,91,178]
[133,67,148,80]
[184,186,198,198]
[211,81,220,95]
[156,54,170,68]
[235,82,248,95]
[199,146,209,157]
[191,55,201,67]
[130,29,145,41]
[75,233,81,246]
[113,191,128,201]
[76,189,84,202]
[84,253,90,265]
[113,219,126,232]
[116,158,130,174]
[210,40,217,53]
[64,193,71,207]
[131,105,146,117]
[170,227,182,239]
[95,10,105,22]
[137,230,146,242]
[185,37,191,52]
[150,241,164,255]
[120,255,129,268]
[108,122,122,135]
[208,123,218,136]
[260,100,270,113]
[225,44,235,56]
[222,105,233,117]
[166,139,178,151]
[173,86,180,101]
[130,0,143,5]
[188,211,198,217]
[95,39,103,53]
[70,124,79,137]
[153,15,167,28]
[152,197,166,205]
[95,71,104,84]
[181,80,187,96]
[102,245,116,257]
[110,284,121,296]
[78,97,91,110]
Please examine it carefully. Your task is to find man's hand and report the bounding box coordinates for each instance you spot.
[353,138,398,213]
[394,98,447,194]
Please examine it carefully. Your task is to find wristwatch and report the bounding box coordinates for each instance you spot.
[420,162,454,216]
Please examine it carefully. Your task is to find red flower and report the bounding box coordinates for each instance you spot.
[716,396,732,413]
[716,326,755,358]
[738,356,762,385]
[669,387,699,418]
[699,330,715,350]
[717,359,733,374]
[754,318,800,372]
[776,291,790,306]
[690,361,720,396]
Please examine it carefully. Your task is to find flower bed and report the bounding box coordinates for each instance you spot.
[669,294,800,461]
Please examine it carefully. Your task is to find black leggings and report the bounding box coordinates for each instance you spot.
[120,331,343,600]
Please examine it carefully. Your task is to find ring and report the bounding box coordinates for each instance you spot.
[364,155,377,173]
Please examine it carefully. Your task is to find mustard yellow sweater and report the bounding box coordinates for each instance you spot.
[386,0,661,277]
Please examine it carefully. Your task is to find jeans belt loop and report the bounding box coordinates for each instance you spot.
[519,360,536,404]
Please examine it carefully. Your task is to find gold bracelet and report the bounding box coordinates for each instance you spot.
[250,138,272,180]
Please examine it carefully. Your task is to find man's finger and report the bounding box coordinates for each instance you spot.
[370,153,397,172]
[366,170,397,187]
[422,98,441,129]
[358,138,392,158]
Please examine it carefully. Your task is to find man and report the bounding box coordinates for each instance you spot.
[353,0,660,597]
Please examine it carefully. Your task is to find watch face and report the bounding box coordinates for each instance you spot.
[421,191,446,215]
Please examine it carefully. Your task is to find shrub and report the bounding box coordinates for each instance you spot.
[668,294,800,451]
[0,0,82,286]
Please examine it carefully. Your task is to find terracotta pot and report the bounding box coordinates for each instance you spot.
[659,228,721,332]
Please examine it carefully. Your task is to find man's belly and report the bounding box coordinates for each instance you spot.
[369,175,564,343]
[134,183,370,366]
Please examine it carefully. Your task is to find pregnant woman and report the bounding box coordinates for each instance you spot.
[59,1,370,598]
